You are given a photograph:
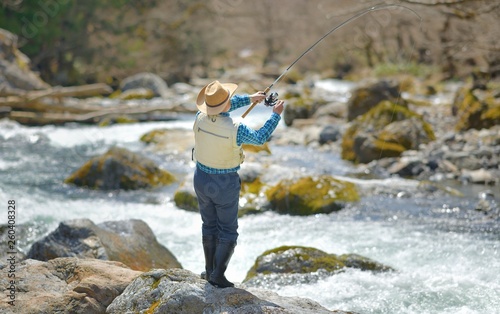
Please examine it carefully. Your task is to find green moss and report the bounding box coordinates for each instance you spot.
[454,87,500,131]
[65,147,175,190]
[241,178,264,195]
[341,127,357,161]
[341,101,435,163]
[173,190,198,212]
[140,129,169,144]
[372,138,407,157]
[265,176,359,215]
[242,142,271,154]
[244,246,345,281]
[244,246,395,281]
[146,299,161,314]
[374,62,438,79]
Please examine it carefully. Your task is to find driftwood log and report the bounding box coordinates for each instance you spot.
[0,83,180,125]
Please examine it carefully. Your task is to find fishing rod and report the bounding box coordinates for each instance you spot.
[241,3,422,118]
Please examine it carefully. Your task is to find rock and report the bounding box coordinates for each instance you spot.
[0,257,141,314]
[347,79,406,121]
[387,156,429,177]
[244,246,394,282]
[65,146,176,190]
[341,101,435,163]
[265,175,359,215]
[120,72,168,98]
[283,96,325,126]
[0,28,50,93]
[460,168,499,185]
[174,179,198,212]
[140,128,194,153]
[452,85,500,131]
[116,87,155,100]
[243,142,272,154]
[27,218,182,271]
[318,125,341,144]
[313,101,347,119]
[106,268,344,314]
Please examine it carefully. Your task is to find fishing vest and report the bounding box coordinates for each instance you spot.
[193,113,244,169]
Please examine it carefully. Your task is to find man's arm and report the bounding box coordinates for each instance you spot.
[229,92,266,112]
[236,100,284,146]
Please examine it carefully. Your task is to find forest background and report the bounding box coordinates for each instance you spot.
[1,0,499,88]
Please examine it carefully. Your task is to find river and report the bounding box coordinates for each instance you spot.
[0,80,499,314]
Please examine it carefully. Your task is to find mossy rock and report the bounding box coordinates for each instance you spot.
[98,115,138,126]
[453,87,500,131]
[265,175,359,215]
[341,101,435,163]
[173,189,198,212]
[65,146,175,190]
[117,88,155,100]
[140,129,170,144]
[242,142,271,154]
[347,79,407,121]
[244,246,394,282]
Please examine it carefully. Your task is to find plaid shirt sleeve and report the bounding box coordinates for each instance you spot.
[237,113,281,146]
[229,94,251,111]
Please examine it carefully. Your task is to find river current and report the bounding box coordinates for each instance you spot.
[0,80,499,314]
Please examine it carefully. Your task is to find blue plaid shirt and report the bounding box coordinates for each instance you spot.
[195,94,281,174]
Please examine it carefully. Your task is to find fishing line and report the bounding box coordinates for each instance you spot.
[241,3,422,118]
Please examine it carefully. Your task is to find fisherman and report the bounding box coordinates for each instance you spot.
[193,80,284,288]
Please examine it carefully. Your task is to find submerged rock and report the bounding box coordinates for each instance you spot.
[0,257,141,314]
[174,179,198,212]
[106,268,344,314]
[266,175,359,215]
[27,218,181,271]
[65,146,176,190]
[244,246,394,283]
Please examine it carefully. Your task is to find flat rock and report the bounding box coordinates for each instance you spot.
[0,257,141,314]
[107,268,351,314]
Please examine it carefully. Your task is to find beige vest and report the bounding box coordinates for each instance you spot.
[193,113,244,169]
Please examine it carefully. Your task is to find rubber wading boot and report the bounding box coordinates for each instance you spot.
[201,235,217,280]
[208,240,236,288]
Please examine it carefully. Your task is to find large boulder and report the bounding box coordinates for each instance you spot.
[27,218,182,271]
[65,146,176,190]
[341,101,435,163]
[265,175,359,215]
[244,246,394,282]
[106,268,346,314]
[347,79,406,121]
[119,72,169,98]
[452,86,500,131]
[0,28,50,93]
[0,257,141,314]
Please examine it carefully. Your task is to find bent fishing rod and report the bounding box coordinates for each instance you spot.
[241,3,422,118]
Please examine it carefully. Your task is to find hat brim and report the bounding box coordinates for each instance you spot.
[196,82,238,115]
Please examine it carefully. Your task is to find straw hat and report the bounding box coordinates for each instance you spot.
[196,80,238,115]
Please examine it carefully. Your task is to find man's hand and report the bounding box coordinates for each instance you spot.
[272,100,285,115]
[249,91,266,103]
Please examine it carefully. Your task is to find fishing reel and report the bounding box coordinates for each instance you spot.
[264,92,279,107]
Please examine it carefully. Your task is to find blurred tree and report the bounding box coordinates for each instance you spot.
[0,0,157,85]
